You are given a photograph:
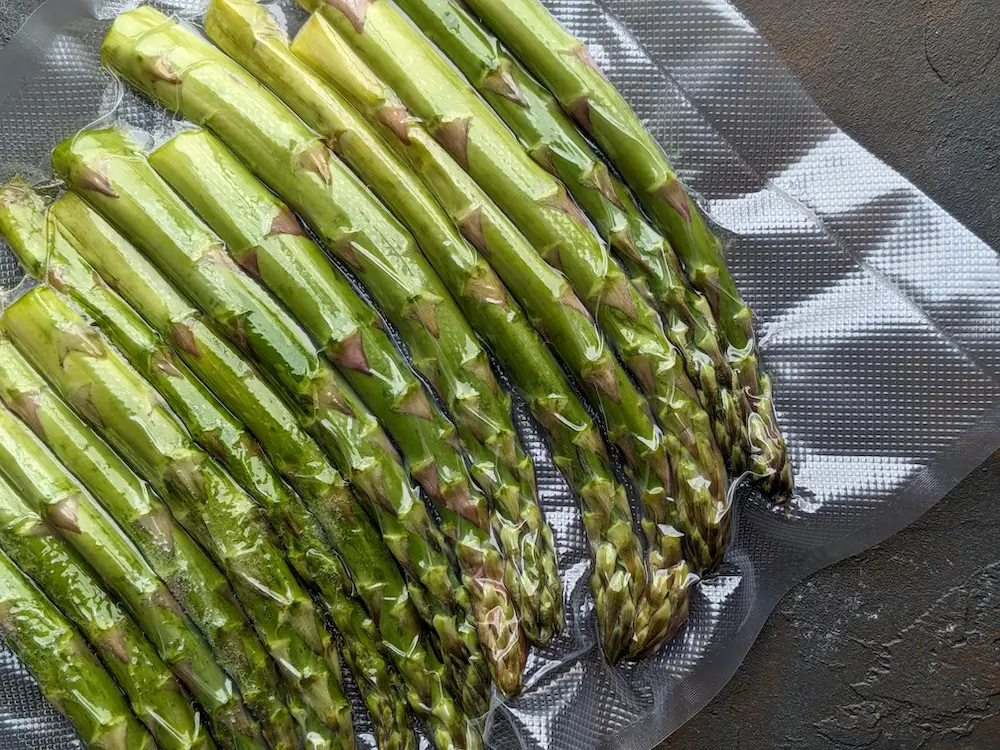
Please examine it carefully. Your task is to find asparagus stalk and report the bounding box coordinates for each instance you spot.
[290,15,694,657]
[2,287,355,749]
[200,0,562,655]
[0,465,210,749]
[46,192,474,750]
[88,29,498,711]
[0,330,266,749]
[388,0,748,475]
[0,182,407,750]
[0,545,156,750]
[156,128,525,699]
[462,0,792,496]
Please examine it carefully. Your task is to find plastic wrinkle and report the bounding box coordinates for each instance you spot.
[234,571,294,607]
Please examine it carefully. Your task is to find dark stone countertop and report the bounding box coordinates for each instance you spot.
[666,1,1000,748]
[1,1,998,748]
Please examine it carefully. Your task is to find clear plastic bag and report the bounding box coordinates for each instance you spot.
[2,0,1000,748]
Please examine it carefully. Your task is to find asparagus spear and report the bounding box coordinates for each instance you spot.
[0,182,407,750]
[46,192,474,750]
[0,465,211,749]
[290,15,696,657]
[0,546,156,750]
[201,0,562,655]
[2,287,355,749]
[157,128,525,699]
[0,328,266,749]
[386,0,748,475]
[462,0,792,496]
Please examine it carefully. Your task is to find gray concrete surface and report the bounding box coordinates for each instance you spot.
[1,1,998,748]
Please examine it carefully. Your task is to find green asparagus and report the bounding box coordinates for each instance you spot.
[2,287,354,749]
[293,6,723,648]
[462,0,792,496]
[157,127,524,698]
[205,0,552,663]
[287,14,657,658]
[203,0,560,655]
[0,332,302,750]
[47,192,475,750]
[203,0,559,651]
[204,4,539,519]
[101,1,638,662]
[0,545,155,750]
[0,466,210,749]
[0,331,265,749]
[0,181,406,750]
[388,0,748,475]
[126,0,532,693]
[88,26,497,707]
[53,125,488,720]
[296,0,682,508]
[290,14,692,657]
[0,182,322,551]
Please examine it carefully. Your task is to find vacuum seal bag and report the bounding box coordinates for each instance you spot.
[1,0,999,748]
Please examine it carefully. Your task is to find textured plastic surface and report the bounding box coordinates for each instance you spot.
[2,0,1000,748]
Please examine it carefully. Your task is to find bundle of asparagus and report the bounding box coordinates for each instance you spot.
[176,0,564,652]
[2,286,355,749]
[0,0,796,744]
[0,467,209,749]
[459,0,792,496]
[287,12,725,654]
[287,11,696,653]
[390,0,747,476]
[101,3,647,664]
[0,336,269,749]
[0,181,415,749]
[0,180,476,749]
[51,125,494,716]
